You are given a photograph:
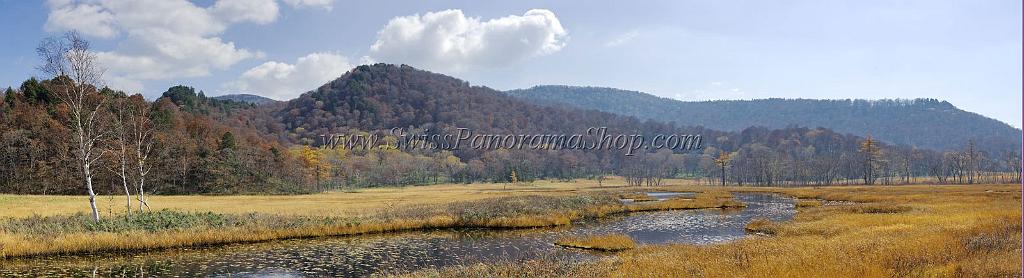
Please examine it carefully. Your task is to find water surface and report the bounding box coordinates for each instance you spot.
[0,193,793,277]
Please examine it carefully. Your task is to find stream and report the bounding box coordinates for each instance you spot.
[0,192,794,277]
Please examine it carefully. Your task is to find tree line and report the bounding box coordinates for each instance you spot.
[1,34,1020,220]
[260,64,1021,189]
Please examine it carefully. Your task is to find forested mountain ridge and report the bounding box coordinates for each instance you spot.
[212,94,278,105]
[261,64,1015,187]
[271,64,717,145]
[506,85,1022,156]
[266,63,726,183]
[2,64,1018,195]
[161,85,259,113]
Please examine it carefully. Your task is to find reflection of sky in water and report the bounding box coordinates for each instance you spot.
[619,191,695,203]
[645,191,695,200]
[0,193,793,277]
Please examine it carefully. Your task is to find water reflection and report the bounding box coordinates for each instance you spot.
[645,191,695,200]
[0,193,793,277]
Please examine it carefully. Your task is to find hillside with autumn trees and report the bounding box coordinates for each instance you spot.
[1,63,1019,195]
[1,79,307,195]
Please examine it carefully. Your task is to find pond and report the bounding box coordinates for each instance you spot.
[0,193,794,277]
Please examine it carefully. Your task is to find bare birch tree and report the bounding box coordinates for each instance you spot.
[126,94,154,212]
[109,96,133,215]
[37,31,107,222]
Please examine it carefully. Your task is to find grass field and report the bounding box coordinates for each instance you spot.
[0,178,643,218]
[1,179,1020,277]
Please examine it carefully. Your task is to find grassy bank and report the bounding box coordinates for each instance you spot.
[0,180,638,218]
[555,233,637,251]
[404,184,1022,277]
[626,189,745,212]
[0,181,735,259]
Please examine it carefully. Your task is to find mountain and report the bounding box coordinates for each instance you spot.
[507,85,1022,155]
[2,64,1011,194]
[259,64,971,186]
[212,93,277,105]
[270,64,721,146]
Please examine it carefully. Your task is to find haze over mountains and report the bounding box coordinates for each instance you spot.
[507,85,1021,155]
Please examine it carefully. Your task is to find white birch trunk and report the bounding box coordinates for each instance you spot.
[84,163,99,222]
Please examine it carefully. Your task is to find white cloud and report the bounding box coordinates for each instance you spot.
[369,9,568,72]
[230,52,353,100]
[212,0,279,24]
[43,0,278,92]
[282,0,334,11]
[605,30,639,47]
[95,33,261,80]
[44,1,117,38]
[104,75,145,93]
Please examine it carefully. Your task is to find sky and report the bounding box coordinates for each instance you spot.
[0,0,1020,127]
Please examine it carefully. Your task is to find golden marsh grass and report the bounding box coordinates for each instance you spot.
[619,193,658,202]
[0,179,733,258]
[794,199,823,208]
[404,183,1022,277]
[4,180,1018,278]
[555,233,637,251]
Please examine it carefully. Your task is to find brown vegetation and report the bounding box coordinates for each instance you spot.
[795,199,823,208]
[626,190,745,212]
[555,233,637,251]
[618,193,656,202]
[744,218,781,235]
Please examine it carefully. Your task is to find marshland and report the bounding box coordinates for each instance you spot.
[0,179,1019,277]
[0,4,1020,277]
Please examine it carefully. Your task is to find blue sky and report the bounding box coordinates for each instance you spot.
[0,0,1020,127]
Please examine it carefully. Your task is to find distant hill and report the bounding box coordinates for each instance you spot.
[212,93,277,105]
[507,85,1021,154]
[259,64,990,186]
[158,86,258,115]
[270,64,722,146]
